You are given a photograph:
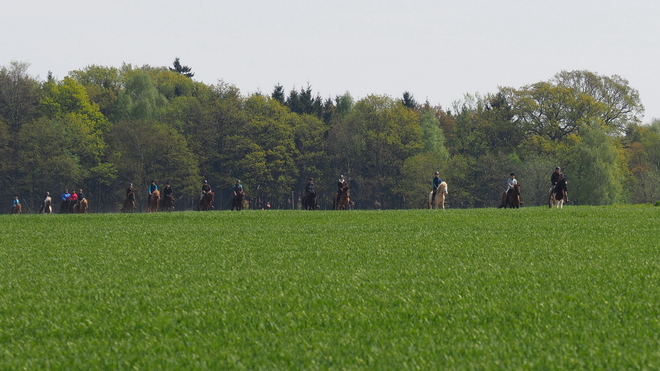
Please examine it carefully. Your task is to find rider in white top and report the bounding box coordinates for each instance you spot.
[506,173,517,192]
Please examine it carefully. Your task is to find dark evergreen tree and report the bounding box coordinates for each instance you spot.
[169,57,194,78]
[271,83,285,104]
[402,91,418,110]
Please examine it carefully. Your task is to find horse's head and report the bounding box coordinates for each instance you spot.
[440,181,448,194]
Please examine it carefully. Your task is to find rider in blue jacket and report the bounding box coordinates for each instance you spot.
[148,181,158,195]
[233,180,244,196]
[431,172,443,202]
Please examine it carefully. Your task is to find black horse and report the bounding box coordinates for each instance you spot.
[302,192,317,210]
[549,177,568,208]
[231,191,244,211]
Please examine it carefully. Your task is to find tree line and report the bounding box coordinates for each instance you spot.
[1,60,658,212]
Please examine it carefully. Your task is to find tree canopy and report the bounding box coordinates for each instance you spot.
[0,62,654,212]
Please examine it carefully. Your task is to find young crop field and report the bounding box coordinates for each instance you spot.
[1,206,659,369]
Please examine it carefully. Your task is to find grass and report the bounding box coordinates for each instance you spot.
[1,207,659,369]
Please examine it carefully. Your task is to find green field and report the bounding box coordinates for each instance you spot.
[1,207,659,369]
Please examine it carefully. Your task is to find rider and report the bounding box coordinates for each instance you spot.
[201,180,211,200]
[68,189,79,204]
[506,173,517,192]
[550,167,563,194]
[61,189,71,203]
[60,189,71,212]
[337,175,349,197]
[78,189,86,201]
[126,183,134,196]
[233,180,244,197]
[306,178,316,198]
[12,196,20,211]
[163,182,173,199]
[148,181,158,195]
[431,172,443,203]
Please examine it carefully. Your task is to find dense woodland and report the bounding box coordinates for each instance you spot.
[1,60,659,212]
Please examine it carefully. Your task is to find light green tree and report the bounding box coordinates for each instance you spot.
[566,125,624,205]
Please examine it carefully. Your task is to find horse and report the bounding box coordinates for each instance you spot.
[146,190,160,212]
[428,181,448,209]
[161,194,175,211]
[11,203,22,214]
[60,199,73,213]
[334,189,350,210]
[73,198,88,213]
[199,191,214,211]
[40,196,52,214]
[549,177,568,209]
[231,191,245,211]
[499,184,521,209]
[302,192,317,210]
[122,192,136,213]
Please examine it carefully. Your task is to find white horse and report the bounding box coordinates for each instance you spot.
[428,181,448,209]
[40,195,52,214]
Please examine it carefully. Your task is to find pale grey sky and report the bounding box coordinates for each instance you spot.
[3,0,659,121]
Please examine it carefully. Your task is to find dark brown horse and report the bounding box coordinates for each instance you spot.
[60,199,73,213]
[199,191,214,211]
[161,194,175,211]
[122,192,136,213]
[549,177,568,208]
[302,193,317,210]
[231,191,245,211]
[499,184,521,209]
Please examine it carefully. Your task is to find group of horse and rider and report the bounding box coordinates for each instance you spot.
[301,175,353,210]
[498,166,568,209]
[196,179,245,211]
[10,189,88,214]
[10,167,567,213]
[121,179,245,212]
[122,181,169,213]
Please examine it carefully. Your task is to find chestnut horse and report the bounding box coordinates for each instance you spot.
[499,184,521,209]
[74,198,89,213]
[11,203,22,214]
[334,189,350,210]
[428,181,448,209]
[146,190,160,212]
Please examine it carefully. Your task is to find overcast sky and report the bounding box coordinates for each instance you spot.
[3,0,659,121]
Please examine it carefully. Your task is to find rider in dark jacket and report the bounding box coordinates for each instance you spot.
[306,178,316,197]
[233,180,244,196]
[163,183,173,198]
[432,172,443,202]
[200,180,211,200]
[551,167,563,187]
[337,175,349,196]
